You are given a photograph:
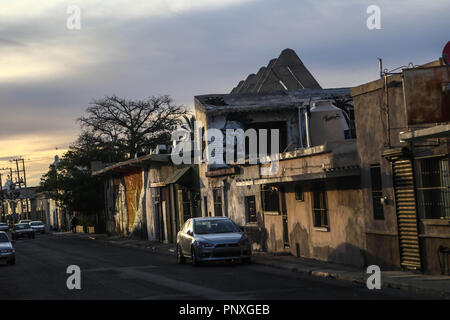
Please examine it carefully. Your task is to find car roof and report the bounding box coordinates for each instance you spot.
[192,217,231,221]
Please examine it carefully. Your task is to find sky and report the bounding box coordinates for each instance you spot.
[0,0,449,186]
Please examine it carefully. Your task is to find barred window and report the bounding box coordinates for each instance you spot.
[312,184,328,228]
[418,157,450,219]
[370,164,384,220]
[261,185,280,213]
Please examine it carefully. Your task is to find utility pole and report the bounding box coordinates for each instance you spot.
[10,158,29,220]
[0,168,12,223]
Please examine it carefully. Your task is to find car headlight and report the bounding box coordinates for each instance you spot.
[197,241,214,248]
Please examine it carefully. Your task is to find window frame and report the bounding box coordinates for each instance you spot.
[370,164,384,220]
[417,156,450,220]
[261,184,280,214]
[213,188,223,217]
[311,183,329,230]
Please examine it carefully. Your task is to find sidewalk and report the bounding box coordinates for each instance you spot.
[52,232,450,298]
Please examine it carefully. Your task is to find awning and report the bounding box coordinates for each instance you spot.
[399,124,450,142]
[236,166,360,186]
[150,166,192,188]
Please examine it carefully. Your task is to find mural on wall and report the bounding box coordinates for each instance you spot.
[124,171,143,232]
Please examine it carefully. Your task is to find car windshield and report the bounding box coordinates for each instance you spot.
[16,224,29,229]
[194,219,240,234]
[31,222,43,226]
[0,233,9,243]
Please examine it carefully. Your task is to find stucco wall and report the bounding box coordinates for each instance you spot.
[285,178,366,267]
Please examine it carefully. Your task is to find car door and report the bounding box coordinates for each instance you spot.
[178,219,189,255]
[181,219,194,255]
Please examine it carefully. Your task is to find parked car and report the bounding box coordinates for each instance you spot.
[0,231,15,265]
[0,222,9,232]
[176,217,251,265]
[11,223,35,240]
[18,220,32,225]
[29,221,46,234]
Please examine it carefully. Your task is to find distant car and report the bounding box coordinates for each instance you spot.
[176,217,252,265]
[11,223,35,240]
[0,231,15,265]
[29,221,46,234]
[18,220,32,225]
[0,222,9,232]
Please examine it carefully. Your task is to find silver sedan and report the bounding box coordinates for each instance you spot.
[0,231,15,265]
[176,217,251,265]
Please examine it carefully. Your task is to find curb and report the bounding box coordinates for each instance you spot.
[252,258,449,298]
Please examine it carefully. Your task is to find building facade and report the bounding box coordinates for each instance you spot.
[352,58,450,274]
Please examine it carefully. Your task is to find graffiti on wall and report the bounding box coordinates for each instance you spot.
[124,171,143,232]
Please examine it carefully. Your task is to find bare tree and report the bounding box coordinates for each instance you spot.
[78,95,186,158]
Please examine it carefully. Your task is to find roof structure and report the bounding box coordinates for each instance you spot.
[230,48,322,94]
[92,153,169,176]
[196,87,352,115]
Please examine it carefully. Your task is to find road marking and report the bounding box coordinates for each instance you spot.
[85,265,252,300]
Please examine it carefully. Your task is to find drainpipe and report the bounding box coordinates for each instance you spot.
[305,107,312,148]
[297,107,304,148]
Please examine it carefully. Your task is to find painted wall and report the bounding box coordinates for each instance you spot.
[285,178,366,267]
[104,170,147,238]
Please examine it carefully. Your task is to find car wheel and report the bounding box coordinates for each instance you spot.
[8,258,15,266]
[191,247,200,266]
[177,245,185,264]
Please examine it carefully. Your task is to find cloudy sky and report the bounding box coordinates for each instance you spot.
[0,0,449,186]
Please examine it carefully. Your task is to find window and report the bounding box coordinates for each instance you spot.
[312,184,328,228]
[247,122,288,155]
[213,189,223,216]
[245,196,257,223]
[295,184,304,201]
[370,164,384,220]
[181,188,192,223]
[418,157,450,219]
[262,185,280,213]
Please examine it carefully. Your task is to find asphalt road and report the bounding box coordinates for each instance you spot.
[0,233,435,300]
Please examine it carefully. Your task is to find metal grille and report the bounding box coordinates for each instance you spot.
[417,157,450,219]
[392,158,422,270]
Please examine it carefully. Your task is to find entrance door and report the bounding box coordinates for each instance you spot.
[392,158,422,270]
[280,186,289,248]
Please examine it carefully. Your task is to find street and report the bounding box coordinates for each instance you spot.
[0,233,436,300]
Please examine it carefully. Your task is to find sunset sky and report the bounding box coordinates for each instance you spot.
[1,0,449,186]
